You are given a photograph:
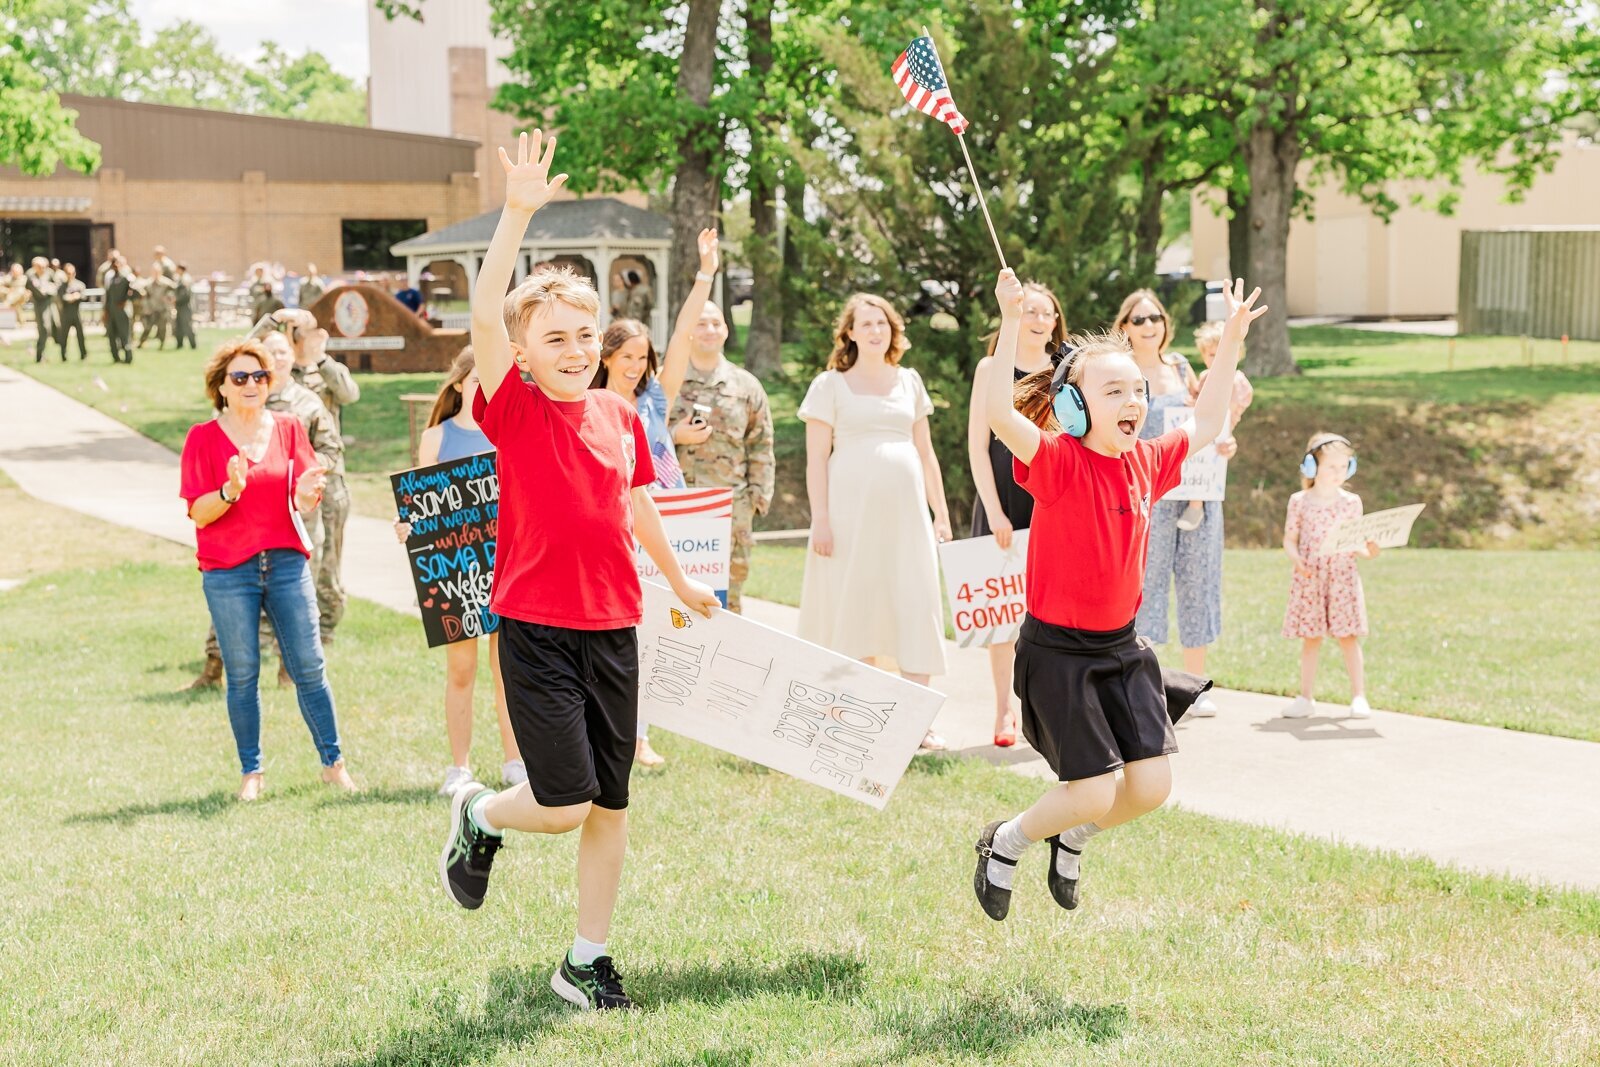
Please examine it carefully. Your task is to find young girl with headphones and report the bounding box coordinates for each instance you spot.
[1280,433,1380,719]
[970,271,1265,921]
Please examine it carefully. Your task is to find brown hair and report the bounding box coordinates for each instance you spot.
[1300,432,1354,489]
[203,339,273,411]
[1012,331,1133,431]
[1114,288,1174,354]
[426,347,477,428]
[593,318,657,398]
[502,265,601,344]
[827,293,909,371]
[985,282,1067,356]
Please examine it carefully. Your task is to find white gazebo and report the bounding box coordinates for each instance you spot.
[391,197,675,343]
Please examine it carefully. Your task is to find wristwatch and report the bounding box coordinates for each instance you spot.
[219,483,236,504]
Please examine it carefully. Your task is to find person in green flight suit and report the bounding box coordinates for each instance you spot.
[173,264,198,349]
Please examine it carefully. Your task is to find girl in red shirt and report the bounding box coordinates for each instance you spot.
[971,272,1265,920]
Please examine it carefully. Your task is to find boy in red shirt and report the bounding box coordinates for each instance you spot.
[971,272,1266,920]
[438,132,718,1011]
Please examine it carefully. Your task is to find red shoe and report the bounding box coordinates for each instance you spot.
[993,733,1015,748]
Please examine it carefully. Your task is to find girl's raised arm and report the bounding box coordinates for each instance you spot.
[986,271,1042,465]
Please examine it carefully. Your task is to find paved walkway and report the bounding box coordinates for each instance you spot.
[3,362,1596,892]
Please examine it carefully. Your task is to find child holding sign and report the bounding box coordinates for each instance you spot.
[1280,433,1380,719]
[438,132,718,1012]
[971,271,1265,921]
[394,348,525,797]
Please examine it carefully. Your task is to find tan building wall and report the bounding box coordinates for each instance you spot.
[1191,139,1600,317]
[0,95,481,279]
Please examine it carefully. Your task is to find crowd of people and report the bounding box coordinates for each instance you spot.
[170,133,1385,1014]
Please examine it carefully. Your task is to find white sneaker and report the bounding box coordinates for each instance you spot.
[1188,693,1219,718]
[1281,696,1315,719]
[502,759,528,786]
[439,765,475,797]
[1348,696,1372,718]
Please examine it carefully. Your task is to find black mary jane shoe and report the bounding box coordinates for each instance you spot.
[1045,835,1080,910]
[974,820,1017,921]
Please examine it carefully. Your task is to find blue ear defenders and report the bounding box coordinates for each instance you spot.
[1049,347,1089,438]
[1300,436,1358,480]
[1049,343,1151,439]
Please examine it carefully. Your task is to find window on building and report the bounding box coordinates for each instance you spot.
[340,219,426,271]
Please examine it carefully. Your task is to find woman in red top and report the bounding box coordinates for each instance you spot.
[179,338,355,801]
[970,272,1265,922]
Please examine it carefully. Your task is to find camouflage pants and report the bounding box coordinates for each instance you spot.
[313,474,350,634]
[727,493,755,615]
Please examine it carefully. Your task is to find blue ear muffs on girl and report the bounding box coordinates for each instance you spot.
[1050,347,1089,438]
[1300,436,1358,479]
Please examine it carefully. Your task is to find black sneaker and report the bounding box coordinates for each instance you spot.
[973,820,1017,921]
[551,954,637,1011]
[1045,835,1080,910]
[439,783,502,909]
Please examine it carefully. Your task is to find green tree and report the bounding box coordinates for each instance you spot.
[1138,0,1599,375]
[16,0,366,126]
[0,1,99,175]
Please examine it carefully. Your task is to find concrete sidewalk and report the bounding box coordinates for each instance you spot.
[3,362,1597,892]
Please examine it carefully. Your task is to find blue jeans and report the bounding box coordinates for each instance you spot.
[1136,498,1224,648]
[202,549,342,774]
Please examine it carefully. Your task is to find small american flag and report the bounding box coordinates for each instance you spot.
[891,35,968,135]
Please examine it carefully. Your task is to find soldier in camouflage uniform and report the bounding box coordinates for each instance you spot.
[137,260,175,349]
[191,332,345,688]
[278,309,359,636]
[249,266,278,324]
[668,291,774,614]
[298,264,326,309]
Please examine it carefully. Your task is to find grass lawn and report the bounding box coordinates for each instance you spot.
[2,478,1598,1066]
[748,544,1600,742]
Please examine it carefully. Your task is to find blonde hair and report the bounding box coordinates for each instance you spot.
[985,282,1067,356]
[426,347,476,428]
[1300,432,1354,489]
[1114,288,1174,354]
[1194,321,1224,355]
[502,266,600,343]
[827,293,909,371]
[1013,330,1132,431]
[203,339,273,411]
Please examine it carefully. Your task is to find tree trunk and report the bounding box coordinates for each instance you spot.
[1227,184,1251,283]
[1132,104,1169,283]
[1243,117,1301,376]
[743,0,783,379]
[779,139,807,344]
[668,0,720,316]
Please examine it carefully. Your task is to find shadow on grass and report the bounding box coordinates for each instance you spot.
[349,952,866,1067]
[64,789,237,825]
[855,990,1129,1064]
[318,785,439,808]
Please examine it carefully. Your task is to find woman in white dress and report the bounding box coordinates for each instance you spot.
[798,294,953,750]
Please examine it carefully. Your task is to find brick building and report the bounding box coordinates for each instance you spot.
[0,95,481,281]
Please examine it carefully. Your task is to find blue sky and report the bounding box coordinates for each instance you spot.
[128,0,370,81]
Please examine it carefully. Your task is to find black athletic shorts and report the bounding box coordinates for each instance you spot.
[1014,615,1179,782]
[497,617,638,810]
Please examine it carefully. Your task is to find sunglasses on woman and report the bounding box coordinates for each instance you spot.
[227,370,272,386]
[1126,313,1164,326]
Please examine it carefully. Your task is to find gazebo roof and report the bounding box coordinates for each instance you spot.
[391,197,671,256]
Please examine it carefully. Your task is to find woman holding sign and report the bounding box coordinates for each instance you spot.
[396,349,526,797]
[1120,290,1225,718]
[968,282,1067,746]
[798,293,952,751]
[180,338,355,801]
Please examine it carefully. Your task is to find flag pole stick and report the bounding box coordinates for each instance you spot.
[924,26,1007,270]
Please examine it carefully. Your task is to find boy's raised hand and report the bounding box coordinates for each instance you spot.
[498,131,569,215]
[995,269,1024,317]
[1221,277,1268,339]
[697,228,720,275]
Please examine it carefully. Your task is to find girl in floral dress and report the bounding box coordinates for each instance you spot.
[1281,432,1381,719]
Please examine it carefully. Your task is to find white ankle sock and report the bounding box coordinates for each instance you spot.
[987,816,1034,890]
[467,791,502,837]
[1053,841,1082,880]
[1058,820,1103,853]
[570,934,606,967]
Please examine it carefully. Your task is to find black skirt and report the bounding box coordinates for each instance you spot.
[1014,615,1208,782]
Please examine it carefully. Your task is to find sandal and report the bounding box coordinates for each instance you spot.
[320,759,359,792]
[918,730,947,753]
[237,772,264,802]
